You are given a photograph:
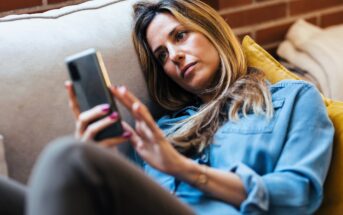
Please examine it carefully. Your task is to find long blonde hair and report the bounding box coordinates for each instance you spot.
[132,0,273,155]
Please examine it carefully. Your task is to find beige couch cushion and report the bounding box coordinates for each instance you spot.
[0,135,8,176]
[0,0,160,183]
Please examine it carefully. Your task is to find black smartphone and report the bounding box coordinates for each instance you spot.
[65,48,123,141]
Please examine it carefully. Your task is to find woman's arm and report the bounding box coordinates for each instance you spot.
[111,83,333,214]
[172,83,333,213]
[111,85,247,207]
[173,157,247,207]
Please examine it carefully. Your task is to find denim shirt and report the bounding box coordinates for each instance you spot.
[136,80,334,215]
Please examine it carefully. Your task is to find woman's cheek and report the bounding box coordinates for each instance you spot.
[164,65,177,79]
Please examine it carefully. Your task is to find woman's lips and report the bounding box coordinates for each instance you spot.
[181,62,197,79]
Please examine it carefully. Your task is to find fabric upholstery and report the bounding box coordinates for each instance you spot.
[277,20,343,101]
[0,135,8,176]
[0,0,159,183]
[242,35,343,215]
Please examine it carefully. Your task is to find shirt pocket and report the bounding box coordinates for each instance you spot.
[220,98,285,134]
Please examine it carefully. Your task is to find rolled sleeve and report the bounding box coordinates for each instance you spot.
[230,162,269,214]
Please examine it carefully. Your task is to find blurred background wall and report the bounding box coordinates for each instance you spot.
[202,0,343,55]
[1,0,343,55]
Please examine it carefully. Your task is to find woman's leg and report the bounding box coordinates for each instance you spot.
[0,176,26,215]
[27,136,194,215]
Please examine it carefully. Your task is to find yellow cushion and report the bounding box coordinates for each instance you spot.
[242,36,343,214]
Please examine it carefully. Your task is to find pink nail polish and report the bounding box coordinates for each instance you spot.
[101,104,110,112]
[122,131,132,138]
[109,112,118,120]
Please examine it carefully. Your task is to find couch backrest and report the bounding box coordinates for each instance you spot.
[0,0,160,183]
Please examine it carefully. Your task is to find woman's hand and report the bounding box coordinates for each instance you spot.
[111,85,187,174]
[64,81,131,147]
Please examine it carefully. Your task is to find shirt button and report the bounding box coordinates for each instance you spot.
[200,154,208,163]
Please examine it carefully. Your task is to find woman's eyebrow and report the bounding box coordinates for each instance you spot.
[168,25,179,38]
[153,25,180,54]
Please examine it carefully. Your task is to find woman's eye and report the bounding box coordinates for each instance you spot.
[175,31,187,41]
[158,51,168,64]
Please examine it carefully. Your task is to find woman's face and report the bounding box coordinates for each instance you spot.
[146,13,220,98]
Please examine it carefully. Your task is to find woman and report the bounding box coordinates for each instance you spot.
[0,0,334,215]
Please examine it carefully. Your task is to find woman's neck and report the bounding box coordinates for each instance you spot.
[199,93,215,104]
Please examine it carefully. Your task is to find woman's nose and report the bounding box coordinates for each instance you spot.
[168,45,185,65]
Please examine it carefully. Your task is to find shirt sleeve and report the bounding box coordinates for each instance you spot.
[231,85,334,214]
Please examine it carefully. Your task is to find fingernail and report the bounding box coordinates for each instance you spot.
[132,102,140,111]
[118,86,127,95]
[109,112,118,120]
[64,80,71,88]
[101,104,110,112]
[122,131,132,138]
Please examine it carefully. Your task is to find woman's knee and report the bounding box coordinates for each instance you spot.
[32,136,132,188]
[31,136,95,177]
[29,137,98,191]
[40,136,83,162]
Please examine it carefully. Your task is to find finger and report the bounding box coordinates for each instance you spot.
[99,122,134,148]
[111,86,163,136]
[64,80,81,118]
[110,85,138,112]
[135,120,155,143]
[76,104,111,137]
[77,104,112,135]
[82,112,120,141]
[131,102,164,138]
[121,121,144,149]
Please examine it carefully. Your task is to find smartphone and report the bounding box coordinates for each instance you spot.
[65,48,123,141]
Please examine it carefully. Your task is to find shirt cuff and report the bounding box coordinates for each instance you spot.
[230,162,269,214]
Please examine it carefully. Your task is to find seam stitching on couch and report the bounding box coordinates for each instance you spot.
[0,0,127,22]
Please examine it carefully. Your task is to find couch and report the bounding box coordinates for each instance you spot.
[0,0,153,182]
[0,0,342,214]
[277,19,343,101]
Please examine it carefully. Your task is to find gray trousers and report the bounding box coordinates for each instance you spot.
[0,137,194,215]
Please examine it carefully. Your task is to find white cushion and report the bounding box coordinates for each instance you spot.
[277,19,343,101]
[277,40,330,96]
